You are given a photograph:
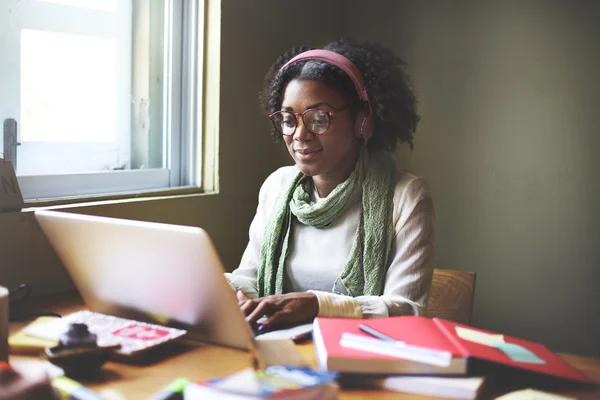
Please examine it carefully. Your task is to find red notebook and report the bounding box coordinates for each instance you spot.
[312,316,592,385]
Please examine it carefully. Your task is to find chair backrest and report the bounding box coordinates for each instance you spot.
[426,268,476,325]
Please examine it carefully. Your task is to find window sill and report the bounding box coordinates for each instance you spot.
[21,186,217,211]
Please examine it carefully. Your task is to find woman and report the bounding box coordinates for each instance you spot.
[226,39,434,332]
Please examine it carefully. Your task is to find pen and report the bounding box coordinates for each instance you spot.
[148,377,191,400]
[359,324,402,344]
[52,376,104,400]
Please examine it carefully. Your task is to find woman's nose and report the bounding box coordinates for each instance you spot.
[293,117,313,141]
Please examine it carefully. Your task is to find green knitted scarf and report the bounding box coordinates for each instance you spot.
[257,150,396,297]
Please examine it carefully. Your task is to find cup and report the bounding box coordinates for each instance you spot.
[0,286,9,361]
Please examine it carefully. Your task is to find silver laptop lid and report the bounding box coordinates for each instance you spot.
[34,210,254,351]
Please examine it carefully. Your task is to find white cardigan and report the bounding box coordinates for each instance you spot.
[226,166,435,318]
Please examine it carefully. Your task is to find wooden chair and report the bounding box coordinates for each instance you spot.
[426,268,476,325]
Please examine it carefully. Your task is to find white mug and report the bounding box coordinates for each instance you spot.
[0,286,8,361]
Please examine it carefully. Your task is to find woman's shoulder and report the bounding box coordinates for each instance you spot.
[392,170,432,206]
[261,165,297,189]
[258,165,298,202]
[391,170,434,228]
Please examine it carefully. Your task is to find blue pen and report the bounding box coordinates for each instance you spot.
[52,376,103,400]
[359,324,398,343]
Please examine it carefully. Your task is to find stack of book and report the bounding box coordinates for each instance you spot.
[312,316,593,399]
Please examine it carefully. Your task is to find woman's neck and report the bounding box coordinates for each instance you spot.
[312,176,340,199]
[312,149,361,198]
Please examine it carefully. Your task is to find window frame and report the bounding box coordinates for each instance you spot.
[3,0,219,203]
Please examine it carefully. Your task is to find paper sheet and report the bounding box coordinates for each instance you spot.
[495,342,546,364]
[255,323,313,341]
[496,388,575,400]
[455,326,546,364]
[456,326,505,346]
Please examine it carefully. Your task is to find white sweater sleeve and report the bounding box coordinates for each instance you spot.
[311,176,435,318]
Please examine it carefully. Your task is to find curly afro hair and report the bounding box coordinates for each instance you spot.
[259,38,420,152]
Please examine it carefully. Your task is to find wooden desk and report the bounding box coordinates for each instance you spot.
[9,293,600,399]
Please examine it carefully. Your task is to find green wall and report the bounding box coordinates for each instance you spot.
[345,0,600,356]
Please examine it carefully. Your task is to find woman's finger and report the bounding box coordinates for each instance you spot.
[236,290,250,302]
[261,310,290,331]
[240,299,258,315]
[246,300,272,324]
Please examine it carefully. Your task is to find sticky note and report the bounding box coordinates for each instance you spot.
[455,326,505,346]
[495,342,546,364]
[496,388,575,399]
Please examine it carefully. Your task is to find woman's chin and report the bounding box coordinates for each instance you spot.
[296,163,320,177]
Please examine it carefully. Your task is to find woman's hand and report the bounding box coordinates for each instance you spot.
[236,290,319,331]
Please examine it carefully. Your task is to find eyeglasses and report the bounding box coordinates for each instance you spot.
[268,105,350,136]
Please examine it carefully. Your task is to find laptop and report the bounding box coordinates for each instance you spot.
[34,209,256,351]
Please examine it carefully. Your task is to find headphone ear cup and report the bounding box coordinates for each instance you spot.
[354,110,375,142]
[354,110,367,139]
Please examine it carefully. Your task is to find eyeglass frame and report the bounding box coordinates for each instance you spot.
[268,105,352,136]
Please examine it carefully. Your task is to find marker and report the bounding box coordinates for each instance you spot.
[52,376,104,400]
[148,377,191,400]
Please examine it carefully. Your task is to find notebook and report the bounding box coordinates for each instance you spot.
[312,316,593,385]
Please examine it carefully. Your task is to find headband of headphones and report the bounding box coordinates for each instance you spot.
[279,49,375,143]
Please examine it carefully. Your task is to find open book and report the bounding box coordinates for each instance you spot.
[313,316,592,385]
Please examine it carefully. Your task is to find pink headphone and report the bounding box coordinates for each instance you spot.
[280,49,375,144]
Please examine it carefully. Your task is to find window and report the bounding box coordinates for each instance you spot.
[0,0,219,201]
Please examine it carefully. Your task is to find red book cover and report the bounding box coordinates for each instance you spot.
[313,316,593,384]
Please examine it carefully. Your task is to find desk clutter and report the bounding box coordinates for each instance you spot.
[5,311,597,399]
[22,310,187,357]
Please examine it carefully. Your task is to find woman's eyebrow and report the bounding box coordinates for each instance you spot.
[281,102,335,111]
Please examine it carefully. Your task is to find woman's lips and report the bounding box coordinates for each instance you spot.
[295,148,322,161]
